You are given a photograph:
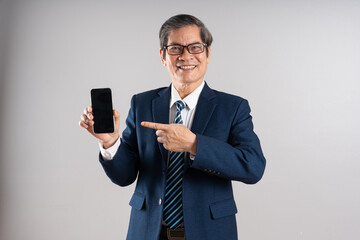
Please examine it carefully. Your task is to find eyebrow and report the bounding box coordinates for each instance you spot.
[168,41,202,46]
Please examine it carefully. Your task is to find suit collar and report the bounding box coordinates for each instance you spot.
[170,81,205,110]
[153,81,217,134]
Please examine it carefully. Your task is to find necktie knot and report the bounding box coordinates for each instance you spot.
[175,100,186,112]
[173,100,186,124]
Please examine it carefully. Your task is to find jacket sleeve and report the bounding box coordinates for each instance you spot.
[190,99,266,184]
[99,95,140,187]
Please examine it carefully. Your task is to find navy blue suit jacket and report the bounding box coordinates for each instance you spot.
[100,83,266,240]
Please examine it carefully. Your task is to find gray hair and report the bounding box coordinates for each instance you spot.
[159,14,213,57]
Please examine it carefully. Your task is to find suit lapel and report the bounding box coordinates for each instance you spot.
[152,86,171,164]
[191,83,217,135]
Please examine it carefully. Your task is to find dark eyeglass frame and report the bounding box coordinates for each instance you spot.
[163,43,208,55]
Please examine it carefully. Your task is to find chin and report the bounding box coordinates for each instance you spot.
[175,76,198,84]
[177,79,197,85]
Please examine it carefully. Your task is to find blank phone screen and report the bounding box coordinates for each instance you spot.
[90,88,114,133]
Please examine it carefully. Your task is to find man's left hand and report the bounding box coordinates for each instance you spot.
[141,121,197,155]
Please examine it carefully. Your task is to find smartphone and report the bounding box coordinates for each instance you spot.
[90,88,114,133]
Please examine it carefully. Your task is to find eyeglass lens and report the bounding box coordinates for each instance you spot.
[167,43,205,55]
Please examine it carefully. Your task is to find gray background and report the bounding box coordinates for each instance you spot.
[1,0,359,239]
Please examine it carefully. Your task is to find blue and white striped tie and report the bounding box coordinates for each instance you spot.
[163,100,186,229]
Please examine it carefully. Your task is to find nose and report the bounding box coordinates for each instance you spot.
[179,47,193,60]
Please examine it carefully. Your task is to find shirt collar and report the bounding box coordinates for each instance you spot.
[170,81,205,110]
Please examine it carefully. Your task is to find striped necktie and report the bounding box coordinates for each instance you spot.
[163,100,186,229]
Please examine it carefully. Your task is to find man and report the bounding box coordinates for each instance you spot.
[80,14,266,240]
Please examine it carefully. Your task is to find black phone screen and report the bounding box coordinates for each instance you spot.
[90,88,114,133]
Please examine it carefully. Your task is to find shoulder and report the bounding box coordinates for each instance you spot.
[210,88,248,106]
[131,86,168,102]
[206,88,253,125]
[136,86,168,97]
[204,86,252,117]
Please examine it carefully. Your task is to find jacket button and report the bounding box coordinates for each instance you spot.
[158,198,162,205]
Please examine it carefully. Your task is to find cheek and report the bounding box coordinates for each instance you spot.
[167,58,178,69]
[200,57,209,68]
[166,64,178,76]
[171,63,180,72]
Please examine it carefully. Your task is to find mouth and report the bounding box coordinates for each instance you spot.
[177,65,196,70]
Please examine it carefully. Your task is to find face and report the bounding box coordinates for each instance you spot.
[160,25,211,89]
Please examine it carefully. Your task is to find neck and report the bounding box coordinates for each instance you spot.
[173,80,203,99]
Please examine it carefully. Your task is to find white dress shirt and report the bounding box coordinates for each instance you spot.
[99,81,205,160]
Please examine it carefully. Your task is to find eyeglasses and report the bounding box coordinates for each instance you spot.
[164,43,207,55]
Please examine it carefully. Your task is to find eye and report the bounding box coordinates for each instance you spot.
[169,45,181,51]
[189,44,203,53]
[191,45,201,49]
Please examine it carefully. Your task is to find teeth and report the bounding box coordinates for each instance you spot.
[179,65,196,69]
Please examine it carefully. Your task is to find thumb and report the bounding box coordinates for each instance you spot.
[113,109,120,131]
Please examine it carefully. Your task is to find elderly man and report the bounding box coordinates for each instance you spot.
[80,14,266,240]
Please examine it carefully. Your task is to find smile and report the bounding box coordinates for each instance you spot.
[178,65,196,70]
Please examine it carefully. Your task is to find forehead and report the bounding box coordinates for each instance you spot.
[167,25,202,45]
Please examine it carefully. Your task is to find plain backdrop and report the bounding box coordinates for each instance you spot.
[1,0,359,239]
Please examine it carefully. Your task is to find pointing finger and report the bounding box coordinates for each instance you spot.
[141,121,169,130]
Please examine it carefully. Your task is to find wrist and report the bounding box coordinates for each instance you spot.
[188,134,197,155]
[101,134,119,149]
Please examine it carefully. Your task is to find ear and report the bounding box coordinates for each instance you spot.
[206,46,211,64]
[160,48,167,66]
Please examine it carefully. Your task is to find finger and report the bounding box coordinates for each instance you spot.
[79,120,89,129]
[83,109,90,120]
[141,121,169,130]
[156,130,165,137]
[88,120,94,126]
[84,109,93,120]
[157,136,165,143]
[81,114,88,123]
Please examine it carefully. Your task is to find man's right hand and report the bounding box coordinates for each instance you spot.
[79,105,120,149]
